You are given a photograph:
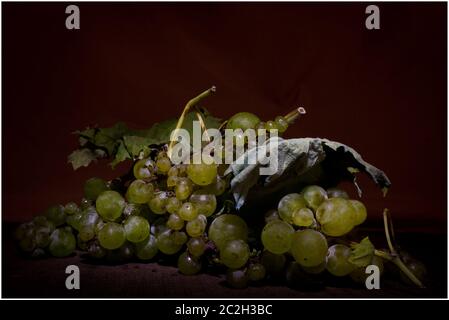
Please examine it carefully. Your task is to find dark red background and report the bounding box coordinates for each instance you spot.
[2,3,447,231]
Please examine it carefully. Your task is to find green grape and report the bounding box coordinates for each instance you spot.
[168,166,179,177]
[80,198,93,210]
[135,235,158,260]
[261,251,286,276]
[326,244,355,276]
[291,229,328,267]
[178,202,198,221]
[248,263,266,282]
[35,227,51,248]
[349,200,367,226]
[32,216,55,232]
[208,214,248,250]
[48,228,76,257]
[226,269,248,289]
[302,261,327,274]
[118,242,135,261]
[302,185,328,211]
[278,193,307,224]
[167,213,184,231]
[350,256,384,284]
[400,259,427,285]
[189,193,216,217]
[173,231,188,245]
[201,177,227,196]
[19,234,37,252]
[84,177,108,200]
[175,178,194,200]
[186,215,207,237]
[226,112,261,131]
[98,222,126,250]
[178,252,202,275]
[64,202,80,215]
[292,208,315,227]
[166,197,182,214]
[66,211,83,231]
[316,198,356,237]
[167,175,178,188]
[96,191,126,221]
[274,116,289,133]
[156,156,172,174]
[187,237,206,257]
[265,120,279,131]
[220,239,250,269]
[133,158,155,180]
[187,163,217,186]
[45,205,66,227]
[78,210,100,241]
[124,215,150,243]
[264,209,280,224]
[126,180,154,204]
[327,188,349,199]
[14,223,32,241]
[261,220,294,254]
[157,230,184,255]
[148,192,168,214]
[87,241,107,259]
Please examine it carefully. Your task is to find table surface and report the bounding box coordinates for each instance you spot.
[3,227,446,298]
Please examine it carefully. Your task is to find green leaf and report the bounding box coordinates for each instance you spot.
[226,137,391,210]
[110,141,131,168]
[67,148,98,170]
[349,237,375,267]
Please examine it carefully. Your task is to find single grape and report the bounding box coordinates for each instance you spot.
[66,211,83,231]
[126,180,154,204]
[175,178,194,200]
[187,163,217,186]
[400,259,427,285]
[187,237,206,257]
[87,241,107,259]
[84,177,108,200]
[79,198,93,210]
[226,269,248,289]
[226,112,261,131]
[133,158,155,180]
[248,263,266,281]
[19,235,36,252]
[172,231,188,245]
[220,239,250,269]
[292,208,315,227]
[326,244,355,276]
[148,192,168,214]
[316,198,356,237]
[45,205,66,227]
[265,120,279,131]
[291,229,328,267]
[124,215,150,243]
[201,176,227,196]
[274,116,288,133]
[35,227,51,248]
[349,200,367,226]
[327,188,349,199]
[178,252,202,275]
[135,234,158,260]
[167,213,184,231]
[64,202,80,215]
[261,220,294,254]
[167,175,178,188]
[14,223,32,241]
[278,193,307,224]
[157,230,183,255]
[97,222,126,250]
[302,185,328,211]
[186,215,207,237]
[156,156,172,174]
[189,193,216,217]
[166,197,182,214]
[48,228,76,257]
[178,202,198,221]
[208,214,248,250]
[167,166,179,177]
[261,251,287,277]
[78,211,100,242]
[96,191,126,221]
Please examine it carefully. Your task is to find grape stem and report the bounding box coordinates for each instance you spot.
[167,86,216,158]
[375,209,425,288]
[284,106,306,124]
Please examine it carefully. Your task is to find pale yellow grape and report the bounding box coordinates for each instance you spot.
[316,198,356,237]
[349,200,367,226]
[277,193,307,224]
[291,229,328,267]
[292,208,314,227]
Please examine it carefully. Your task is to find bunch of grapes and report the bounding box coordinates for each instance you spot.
[13,107,426,290]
